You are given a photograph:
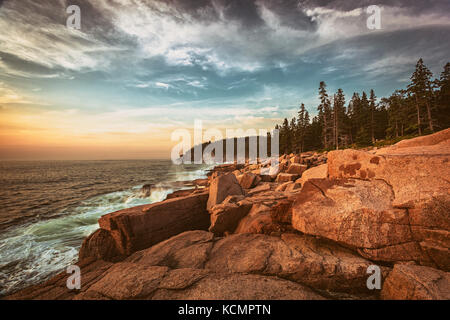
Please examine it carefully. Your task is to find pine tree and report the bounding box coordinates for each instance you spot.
[436,62,450,129]
[355,127,371,147]
[375,100,389,140]
[369,89,377,144]
[332,89,346,149]
[290,117,297,153]
[353,92,371,145]
[408,58,435,134]
[304,111,310,129]
[304,116,322,151]
[280,118,290,154]
[297,103,309,153]
[383,94,399,138]
[318,81,332,149]
[361,91,370,126]
[348,93,361,144]
[399,89,415,136]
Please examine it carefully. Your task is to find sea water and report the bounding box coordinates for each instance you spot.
[0,160,209,296]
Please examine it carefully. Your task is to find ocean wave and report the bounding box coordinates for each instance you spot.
[0,164,210,296]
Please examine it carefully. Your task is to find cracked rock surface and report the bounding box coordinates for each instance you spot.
[5,129,450,300]
[5,230,387,300]
[381,264,450,300]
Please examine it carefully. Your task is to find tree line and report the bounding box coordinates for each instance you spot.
[275,59,450,154]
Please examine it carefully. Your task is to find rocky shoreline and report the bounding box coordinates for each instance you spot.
[4,129,450,300]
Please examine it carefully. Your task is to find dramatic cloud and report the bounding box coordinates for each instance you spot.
[0,0,449,159]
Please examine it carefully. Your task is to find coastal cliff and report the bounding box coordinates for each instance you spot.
[5,129,450,300]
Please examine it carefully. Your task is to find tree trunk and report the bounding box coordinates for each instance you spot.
[301,135,304,153]
[426,84,434,133]
[336,124,339,150]
[395,120,398,138]
[415,95,422,136]
[425,101,434,132]
[334,107,338,150]
[371,109,375,144]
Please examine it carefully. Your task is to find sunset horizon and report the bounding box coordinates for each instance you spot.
[1,0,450,306]
[1,0,450,160]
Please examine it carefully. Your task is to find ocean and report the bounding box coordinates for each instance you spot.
[0,160,210,296]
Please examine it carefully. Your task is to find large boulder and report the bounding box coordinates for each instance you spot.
[296,163,328,186]
[204,231,385,294]
[286,163,307,175]
[151,272,324,300]
[188,231,387,294]
[327,132,450,207]
[234,203,278,235]
[238,172,260,189]
[292,178,399,248]
[291,178,450,270]
[303,130,450,270]
[270,199,294,226]
[126,230,215,269]
[99,231,385,298]
[381,264,450,300]
[208,201,253,236]
[79,229,121,262]
[276,173,299,183]
[9,230,392,300]
[165,188,196,199]
[80,192,210,260]
[207,173,243,210]
[140,184,154,197]
[78,264,324,300]
[83,263,170,300]
[359,195,450,271]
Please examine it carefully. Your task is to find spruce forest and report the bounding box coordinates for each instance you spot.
[275,59,450,153]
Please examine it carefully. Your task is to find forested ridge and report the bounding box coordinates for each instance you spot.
[276,59,450,153]
[186,59,450,159]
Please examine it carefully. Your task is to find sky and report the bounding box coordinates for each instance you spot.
[0,0,449,160]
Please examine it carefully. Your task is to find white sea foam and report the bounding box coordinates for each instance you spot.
[0,165,210,296]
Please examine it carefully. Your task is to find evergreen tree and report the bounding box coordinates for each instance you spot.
[289,117,297,153]
[318,81,332,149]
[273,62,449,155]
[347,93,361,144]
[353,91,371,145]
[383,90,409,138]
[297,103,309,152]
[436,62,450,129]
[304,111,310,150]
[369,89,377,144]
[280,118,290,154]
[332,89,346,149]
[355,127,371,147]
[304,116,323,151]
[345,91,373,146]
[361,91,370,126]
[408,58,435,134]
[375,101,389,140]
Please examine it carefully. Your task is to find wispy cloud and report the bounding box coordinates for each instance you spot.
[0,0,449,159]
